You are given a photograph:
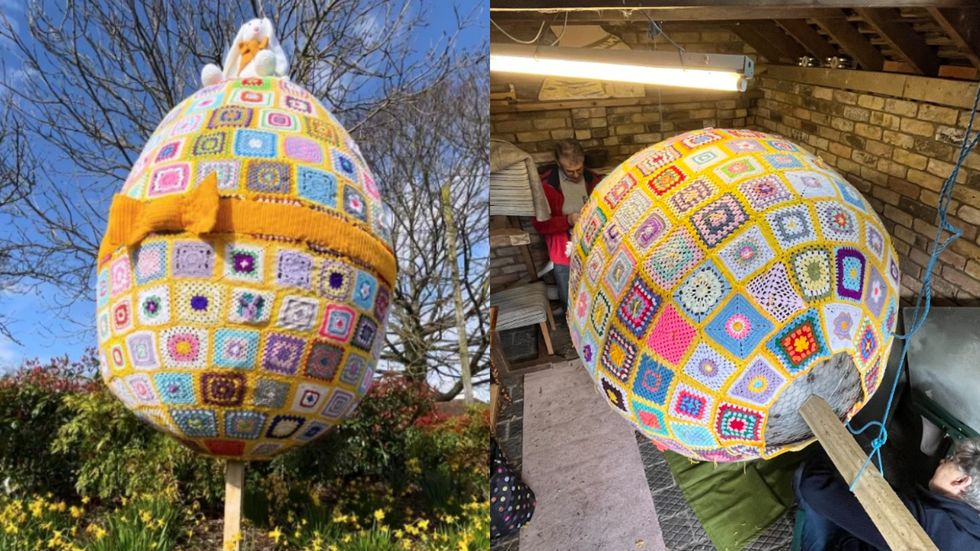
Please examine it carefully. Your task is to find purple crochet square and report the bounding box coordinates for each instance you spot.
[275,251,312,289]
[262,333,305,375]
[172,242,215,277]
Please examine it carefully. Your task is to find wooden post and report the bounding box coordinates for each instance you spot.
[441,184,473,404]
[223,460,246,551]
[799,395,938,551]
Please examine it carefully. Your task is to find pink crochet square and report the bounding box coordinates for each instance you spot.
[647,304,696,365]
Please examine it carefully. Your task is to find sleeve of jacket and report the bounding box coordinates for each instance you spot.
[798,450,928,550]
[531,181,570,235]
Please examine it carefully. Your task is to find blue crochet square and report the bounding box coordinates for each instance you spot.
[631,354,673,406]
[154,373,196,405]
[212,329,260,369]
[296,167,337,208]
[704,294,773,359]
[224,411,266,440]
[171,409,217,438]
[234,129,277,158]
[351,271,378,311]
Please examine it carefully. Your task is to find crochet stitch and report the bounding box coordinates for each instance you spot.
[568,129,899,462]
[96,77,395,460]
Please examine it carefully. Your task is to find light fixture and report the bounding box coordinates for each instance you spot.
[490,44,754,92]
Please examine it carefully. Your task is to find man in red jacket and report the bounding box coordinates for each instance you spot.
[532,140,603,308]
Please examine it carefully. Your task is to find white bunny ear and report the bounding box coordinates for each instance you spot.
[263,19,290,77]
[222,22,251,79]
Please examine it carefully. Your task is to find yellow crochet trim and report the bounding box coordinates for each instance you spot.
[98,173,396,284]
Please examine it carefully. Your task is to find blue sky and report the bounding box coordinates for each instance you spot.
[0,0,488,371]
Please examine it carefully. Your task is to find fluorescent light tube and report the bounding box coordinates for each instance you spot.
[490,44,752,92]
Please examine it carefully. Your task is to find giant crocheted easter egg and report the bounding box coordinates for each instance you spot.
[95,77,394,460]
[568,129,900,461]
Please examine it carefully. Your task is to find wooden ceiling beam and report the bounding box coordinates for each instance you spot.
[927,7,980,71]
[490,8,841,22]
[733,21,809,61]
[728,23,790,63]
[778,19,840,59]
[814,17,885,70]
[856,8,941,75]
[490,0,980,10]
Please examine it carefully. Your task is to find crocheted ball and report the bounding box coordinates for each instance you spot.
[95,77,395,460]
[568,129,900,462]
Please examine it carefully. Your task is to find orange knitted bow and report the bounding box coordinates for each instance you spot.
[238,37,269,72]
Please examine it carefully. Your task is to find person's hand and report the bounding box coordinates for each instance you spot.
[567,212,580,226]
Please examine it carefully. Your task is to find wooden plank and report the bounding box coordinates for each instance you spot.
[778,19,839,59]
[764,65,980,109]
[928,8,980,70]
[491,90,740,113]
[939,64,979,79]
[737,21,809,61]
[856,8,941,75]
[491,383,502,428]
[814,17,886,70]
[883,60,918,73]
[491,7,841,22]
[799,395,939,551]
[490,227,532,248]
[223,461,246,551]
[730,23,789,63]
[490,1,979,10]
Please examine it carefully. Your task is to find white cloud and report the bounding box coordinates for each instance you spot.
[0,335,21,372]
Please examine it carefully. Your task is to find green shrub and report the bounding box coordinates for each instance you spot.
[0,351,99,498]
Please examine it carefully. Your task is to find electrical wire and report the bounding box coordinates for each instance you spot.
[549,12,569,46]
[490,18,547,45]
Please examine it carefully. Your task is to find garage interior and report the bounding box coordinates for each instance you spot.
[488,3,980,551]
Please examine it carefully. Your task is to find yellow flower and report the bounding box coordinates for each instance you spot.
[373,509,385,523]
[69,506,83,519]
[81,497,90,505]
[342,534,352,543]
[140,510,152,523]
[394,529,404,539]
[268,527,283,543]
[418,519,430,530]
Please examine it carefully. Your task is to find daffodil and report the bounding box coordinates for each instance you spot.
[268,526,283,543]
[373,509,385,523]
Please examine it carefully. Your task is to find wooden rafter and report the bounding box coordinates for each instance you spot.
[927,7,980,71]
[814,17,885,70]
[729,22,790,63]
[490,0,980,10]
[778,19,840,59]
[490,7,841,22]
[741,21,809,61]
[856,8,940,75]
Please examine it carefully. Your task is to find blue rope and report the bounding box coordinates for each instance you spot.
[844,80,980,492]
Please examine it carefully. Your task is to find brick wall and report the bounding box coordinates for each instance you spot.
[752,66,980,303]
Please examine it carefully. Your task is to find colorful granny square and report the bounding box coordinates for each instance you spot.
[683,145,726,172]
[669,176,715,214]
[600,376,629,413]
[197,160,240,191]
[212,329,260,369]
[835,248,866,301]
[261,333,306,375]
[643,228,704,291]
[351,315,378,351]
[816,201,858,243]
[670,384,712,423]
[767,204,816,249]
[161,326,208,369]
[253,378,290,409]
[154,372,196,405]
[589,291,612,338]
[137,286,171,326]
[176,283,223,324]
[691,193,749,249]
[865,266,887,317]
[785,170,838,198]
[228,288,274,325]
[683,342,738,392]
[319,304,356,342]
[331,149,358,181]
[745,262,805,322]
[321,389,355,419]
[260,109,299,132]
[296,167,338,208]
[603,248,636,299]
[276,296,320,332]
[631,210,672,251]
[284,136,323,163]
[823,302,862,352]
[208,106,252,128]
[201,371,246,406]
[191,132,227,157]
[246,160,291,193]
[352,271,378,311]
[704,294,774,359]
[319,259,353,301]
[291,382,329,413]
[674,262,731,322]
[600,327,638,383]
[717,225,775,282]
[266,415,305,438]
[616,277,661,338]
[305,342,344,382]
[126,331,159,370]
[172,241,215,277]
[636,146,681,176]
[631,401,669,436]
[234,130,277,158]
[224,243,264,281]
[672,421,719,449]
[769,310,828,373]
[791,248,833,300]
[224,411,267,440]
[147,163,191,197]
[647,305,696,365]
[715,403,762,442]
[172,409,218,438]
[135,242,167,284]
[647,165,686,196]
[728,356,785,406]
[275,250,312,289]
[739,175,792,212]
